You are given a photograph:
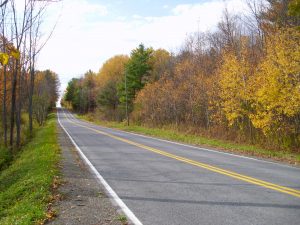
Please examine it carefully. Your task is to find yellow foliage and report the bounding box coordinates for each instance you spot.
[219,37,253,126]
[0,44,20,65]
[0,52,9,65]
[250,28,300,133]
[97,55,129,88]
[10,49,20,60]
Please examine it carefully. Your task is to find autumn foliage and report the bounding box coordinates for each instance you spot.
[0,1,59,153]
[64,0,300,151]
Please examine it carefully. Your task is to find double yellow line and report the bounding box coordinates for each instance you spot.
[63,112,300,199]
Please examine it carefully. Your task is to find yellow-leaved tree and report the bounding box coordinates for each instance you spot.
[250,28,300,148]
[96,55,129,120]
[219,37,254,136]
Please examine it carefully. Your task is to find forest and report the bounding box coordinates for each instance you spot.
[0,0,59,165]
[63,0,300,152]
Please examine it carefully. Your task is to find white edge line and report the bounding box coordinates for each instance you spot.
[57,110,143,225]
[67,111,299,170]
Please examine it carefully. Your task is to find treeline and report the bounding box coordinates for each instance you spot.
[0,0,59,153]
[63,0,300,151]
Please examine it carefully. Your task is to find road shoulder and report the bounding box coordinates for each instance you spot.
[49,124,123,225]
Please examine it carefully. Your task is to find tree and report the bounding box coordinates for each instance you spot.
[33,70,59,126]
[63,1,300,151]
[1,3,9,146]
[218,36,256,139]
[118,44,153,124]
[6,0,50,147]
[65,78,77,103]
[0,0,58,153]
[64,78,81,111]
[148,49,171,82]
[96,55,129,120]
[83,70,96,112]
[250,28,300,148]
[63,71,97,114]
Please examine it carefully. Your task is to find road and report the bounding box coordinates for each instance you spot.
[57,108,300,225]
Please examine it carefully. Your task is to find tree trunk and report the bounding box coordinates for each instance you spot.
[205,106,210,129]
[10,60,19,148]
[2,66,8,146]
[16,107,21,147]
[16,67,24,147]
[28,62,35,137]
[28,0,35,137]
[2,30,8,147]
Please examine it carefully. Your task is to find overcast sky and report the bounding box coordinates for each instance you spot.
[36,0,247,94]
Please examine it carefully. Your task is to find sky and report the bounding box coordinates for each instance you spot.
[35,0,248,96]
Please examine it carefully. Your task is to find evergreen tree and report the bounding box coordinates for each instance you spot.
[118,44,153,114]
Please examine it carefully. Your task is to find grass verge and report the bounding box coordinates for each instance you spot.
[78,114,300,165]
[0,113,60,225]
[0,113,39,171]
[0,147,12,171]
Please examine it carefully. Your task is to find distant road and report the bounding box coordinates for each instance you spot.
[58,108,300,225]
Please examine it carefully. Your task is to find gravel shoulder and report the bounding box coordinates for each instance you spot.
[49,124,124,225]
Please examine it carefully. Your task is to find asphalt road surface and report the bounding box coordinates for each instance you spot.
[57,108,300,225]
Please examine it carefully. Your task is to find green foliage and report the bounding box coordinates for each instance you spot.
[63,71,97,113]
[0,114,60,224]
[288,0,300,17]
[65,2,300,152]
[118,44,153,110]
[65,78,78,103]
[97,79,119,107]
[97,79,121,119]
[117,215,128,224]
[95,55,129,120]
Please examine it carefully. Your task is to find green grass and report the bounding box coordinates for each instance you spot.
[117,214,128,224]
[0,146,12,171]
[78,114,300,165]
[0,113,60,225]
[0,113,39,171]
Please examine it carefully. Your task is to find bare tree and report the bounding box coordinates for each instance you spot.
[9,0,31,148]
[0,0,8,146]
[0,0,59,150]
[0,0,8,8]
[28,0,60,136]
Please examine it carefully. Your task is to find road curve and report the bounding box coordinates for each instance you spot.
[57,108,300,225]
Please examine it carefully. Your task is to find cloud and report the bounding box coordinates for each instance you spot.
[36,0,248,94]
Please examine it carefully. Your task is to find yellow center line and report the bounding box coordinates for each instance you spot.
[63,112,300,199]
